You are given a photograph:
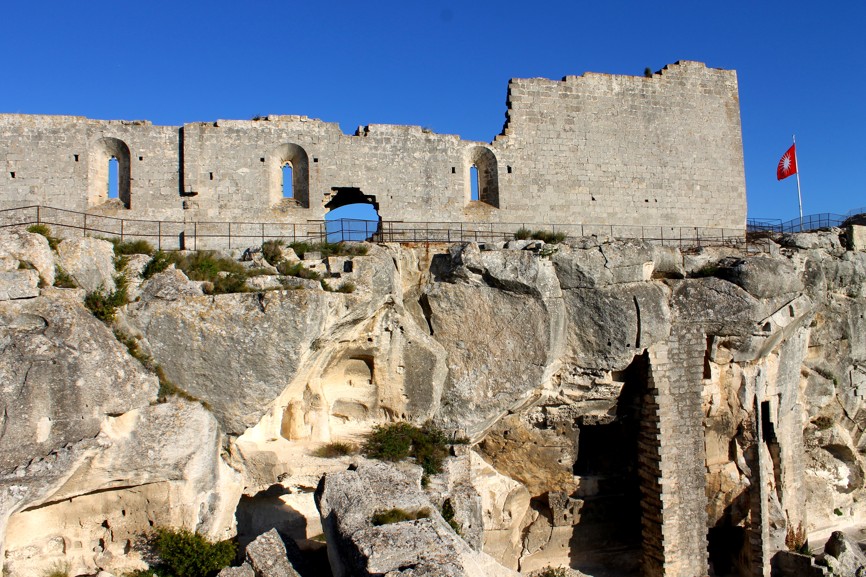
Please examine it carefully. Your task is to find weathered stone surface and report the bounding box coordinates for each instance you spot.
[315,460,519,577]
[822,530,866,576]
[720,255,804,298]
[56,237,117,292]
[0,269,39,300]
[3,401,242,577]
[246,528,301,577]
[0,293,158,473]
[0,230,54,286]
[219,564,256,577]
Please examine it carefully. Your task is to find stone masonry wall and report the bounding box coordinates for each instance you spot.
[643,328,710,577]
[0,61,746,235]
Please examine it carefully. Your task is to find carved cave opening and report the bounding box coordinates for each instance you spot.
[325,187,382,242]
[568,353,647,576]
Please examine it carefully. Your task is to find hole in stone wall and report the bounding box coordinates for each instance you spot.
[108,157,119,199]
[325,187,381,242]
[451,167,456,174]
[74,154,79,162]
[282,163,293,198]
[9,172,15,178]
[507,165,512,173]
[260,157,265,162]
[209,172,213,181]
[313,157,318,163]
[138,156,143,161]
[470,165,480,202]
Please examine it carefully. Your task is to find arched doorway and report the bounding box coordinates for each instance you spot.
[324,187,381,242]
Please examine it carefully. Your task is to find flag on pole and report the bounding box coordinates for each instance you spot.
[777,144,798,180]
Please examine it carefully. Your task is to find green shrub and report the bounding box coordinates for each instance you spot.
[335,281,356,294]
[27,224,61,250]
[371,507,431,526]
[43,562,70,577]
[146,527,235,577]
[84,275,129,323]
[142,251,174,279]
[534,567,569,577]
[834,507,844,516]
[362,422,456,476]
[530,229,566,244]
[277,260,322,280]
[54,265,77,288]
[174,251,246,282]
[515,227,532,240]
[261,239,285,266]
[207,272,250,295]
[112,238,156,257]
[441,498,461,535]
[289,241,368,260]
[313,442,357,458]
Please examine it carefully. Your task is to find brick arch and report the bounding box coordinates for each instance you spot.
[89,137,131,208]
[466,146,499,208]
[269,143,309,208]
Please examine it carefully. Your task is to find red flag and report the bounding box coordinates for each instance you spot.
[777,144,797,180]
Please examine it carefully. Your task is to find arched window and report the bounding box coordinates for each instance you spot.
[466,146,499,207]
[271,143,309,208]
[89,137,131,208]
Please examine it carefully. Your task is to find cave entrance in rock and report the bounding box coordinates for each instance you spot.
[569,352,647,576]
[324,187,381,242]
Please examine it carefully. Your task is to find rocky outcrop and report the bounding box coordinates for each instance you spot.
[56,237,117,293]
[219,528,301,577]
[1,227,865,577]
[314,460,520,577]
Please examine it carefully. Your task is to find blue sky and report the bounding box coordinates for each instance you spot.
[2,0,864,222]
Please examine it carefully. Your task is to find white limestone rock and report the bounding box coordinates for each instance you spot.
[57,237,117,293]
[0,229,54,286]
[0,269,39,300]
[314,460,520,577]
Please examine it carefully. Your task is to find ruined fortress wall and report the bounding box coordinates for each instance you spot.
[494,61,746,233]
[180,119,476,223]
[0,115,179,214]
[0,61,747,235]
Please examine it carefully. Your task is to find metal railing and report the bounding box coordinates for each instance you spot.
[748,208,866,234]
[0,205,747,250]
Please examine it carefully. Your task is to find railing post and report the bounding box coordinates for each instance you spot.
[158,221,162,251]
[36,206,41,225]
[262,222,265,245]
[121,219,124,243]
[228,223,232,250]
[194,222,198,251]
[83,214,87,238]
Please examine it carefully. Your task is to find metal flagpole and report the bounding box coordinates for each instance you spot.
[793,134,803,227]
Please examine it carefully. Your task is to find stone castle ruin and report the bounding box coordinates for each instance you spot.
[0,61,746,238]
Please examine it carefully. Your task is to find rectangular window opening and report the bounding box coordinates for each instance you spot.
[313,157,319,163]
[10,172,15,178]
[260,157,265,162]
[139,156,144,161]
[451,167,456,174]
[282,164,294,198]
[470,165,480,202]
[108,157,119,199]
[507,165,512,174]
[209,172,214,181]
[73,154,79,162]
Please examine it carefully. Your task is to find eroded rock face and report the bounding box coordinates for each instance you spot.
[0,229,864,577]
[56,237,117,293]
[314,460,520,577]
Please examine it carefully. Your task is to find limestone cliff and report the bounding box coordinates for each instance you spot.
[0,227,864,577]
